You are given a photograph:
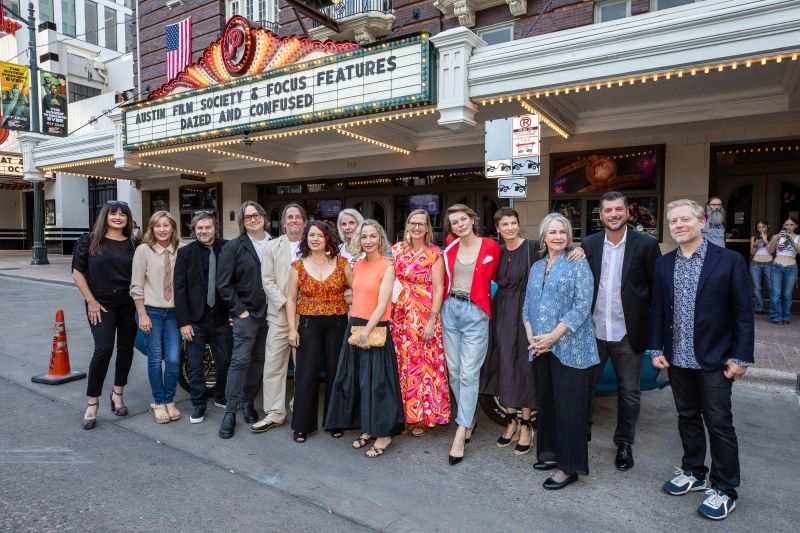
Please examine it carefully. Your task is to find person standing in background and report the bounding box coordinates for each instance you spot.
[583,192,661,471]
[749,220,773,316]
[173,212,231,424]
[216,201,271,439]
[252,203,308,434]
[130,211,185,425]
[701,197,726,248]
[767,216,800,325]
[72,201,138,430]
[337,208,365,261]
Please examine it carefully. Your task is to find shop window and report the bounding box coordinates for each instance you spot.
[714,142,800,167]
[650,0,695,11]
[348,177,392,190]
[477,22,513,46]
[306,199,343,227]
[448,170,484,183]
[179,185,220,238]
[595,0,630,23]
[550,145,664,241]
[395,194,444,246]
[396,174,445,186]
[149,190,170,214]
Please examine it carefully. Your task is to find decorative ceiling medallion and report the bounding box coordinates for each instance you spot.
[149,18,360,100]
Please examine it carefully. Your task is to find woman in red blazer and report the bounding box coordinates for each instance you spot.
[441,204,501,465]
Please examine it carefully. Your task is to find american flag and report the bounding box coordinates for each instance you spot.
[166,17,192,81]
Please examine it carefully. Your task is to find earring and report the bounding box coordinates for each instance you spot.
[325,249,331,257]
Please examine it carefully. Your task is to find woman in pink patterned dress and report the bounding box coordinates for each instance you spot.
[391,209,450,436]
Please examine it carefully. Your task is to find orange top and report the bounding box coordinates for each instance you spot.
[292,256,349,316]
[351,256,393,322]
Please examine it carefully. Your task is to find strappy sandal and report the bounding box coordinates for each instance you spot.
[497,414,520,448]
[330,429,343,438]
[352,434,373,449]
[412,421,427,437]
[82,401,99,430]
[293,431,307,443]
[151,403,170,424]
[365,440,391,458]
[110,390,128,416]
[514,418,534,456]
[165,403,181,421]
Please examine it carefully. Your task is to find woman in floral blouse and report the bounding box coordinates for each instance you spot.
[523,213,599,491]
[286,221,353,443]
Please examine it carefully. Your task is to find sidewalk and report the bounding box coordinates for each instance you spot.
[1,251,798,374]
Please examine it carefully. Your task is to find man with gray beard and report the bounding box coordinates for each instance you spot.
[702,197,726,247]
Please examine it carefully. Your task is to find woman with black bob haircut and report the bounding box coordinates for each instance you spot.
[286,221,354,442]
[72,200,139,429]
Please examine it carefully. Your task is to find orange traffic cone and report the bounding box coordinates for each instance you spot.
[31,310,86,385]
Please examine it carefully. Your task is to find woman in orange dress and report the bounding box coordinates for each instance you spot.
[391,209,450,436]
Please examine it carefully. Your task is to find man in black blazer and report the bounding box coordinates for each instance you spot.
[650,199,752,521]
[174,212,231,425]
[584,191,662,471]
[215,201,272,439]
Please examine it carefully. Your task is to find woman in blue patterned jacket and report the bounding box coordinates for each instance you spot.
[523,212,600,491]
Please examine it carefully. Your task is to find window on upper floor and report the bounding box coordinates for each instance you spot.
[650,0,696,10]
[68,82,101,103]
[125,14,133,52]
[62,0,77,37]
[477,22,513,46]
[38,0,54,22]
[85,0,98,45]
[105,7,117,50]
[595,0,630,23]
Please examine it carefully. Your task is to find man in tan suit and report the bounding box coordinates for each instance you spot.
[251,203,307,433]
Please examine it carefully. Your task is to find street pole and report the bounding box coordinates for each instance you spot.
[27,2,47,264]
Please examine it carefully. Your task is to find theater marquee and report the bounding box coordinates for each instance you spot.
[123,20,434,151]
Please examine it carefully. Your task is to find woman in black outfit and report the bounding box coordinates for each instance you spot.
[481,207,583,455]
[72,201,138,430]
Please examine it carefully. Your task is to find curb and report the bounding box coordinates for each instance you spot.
[0,272,76,288]
[738,367,798,390]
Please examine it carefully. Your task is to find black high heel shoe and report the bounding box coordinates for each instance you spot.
[110,390,128,416]
[465,419,478,444]
[448,453,463,466]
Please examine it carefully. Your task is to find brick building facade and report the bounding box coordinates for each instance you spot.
[133,0,655,97]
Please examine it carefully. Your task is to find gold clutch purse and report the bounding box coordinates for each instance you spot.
[348,326,387,347]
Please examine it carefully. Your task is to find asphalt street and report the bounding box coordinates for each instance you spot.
[1,276,799,532]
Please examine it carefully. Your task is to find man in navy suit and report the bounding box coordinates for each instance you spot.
[649,199,754,521]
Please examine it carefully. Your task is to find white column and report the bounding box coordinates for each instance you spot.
[19,132,50,183]
[110,110,141,170]
[430,27,485,131]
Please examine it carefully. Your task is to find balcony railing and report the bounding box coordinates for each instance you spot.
[255,20,281,34]
[310,0,393,28]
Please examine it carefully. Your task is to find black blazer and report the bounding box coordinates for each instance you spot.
[583,228,662,354]
[173,238,228,327]
[216,234,268,319]
[648,242,754,371]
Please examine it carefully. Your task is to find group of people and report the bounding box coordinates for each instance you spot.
[72,191,754,520]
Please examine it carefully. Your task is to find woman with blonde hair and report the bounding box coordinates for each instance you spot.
[131,211,185,424]
[326,220,404,458]
[391,209,449,437]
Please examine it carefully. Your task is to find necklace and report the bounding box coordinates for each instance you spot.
[309,255,329,266]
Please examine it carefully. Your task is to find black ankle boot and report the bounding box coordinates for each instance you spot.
[241,402,258,424]
[219,412,236,439]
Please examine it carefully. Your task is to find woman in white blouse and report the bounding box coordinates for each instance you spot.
[131,211,185,423]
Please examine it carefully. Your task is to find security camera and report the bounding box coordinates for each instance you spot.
[241,133,253,146]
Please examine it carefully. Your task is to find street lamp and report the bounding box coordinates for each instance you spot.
[0,1,45,264]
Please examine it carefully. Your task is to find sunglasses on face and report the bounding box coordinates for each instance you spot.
[106,200,129,207]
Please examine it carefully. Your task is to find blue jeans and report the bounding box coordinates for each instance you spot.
[137,306,181,405]
[441,297,490,428]
[769,263,797,322]
[749,262,772,312]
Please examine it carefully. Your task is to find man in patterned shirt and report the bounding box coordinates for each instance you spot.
[649,199,753,520]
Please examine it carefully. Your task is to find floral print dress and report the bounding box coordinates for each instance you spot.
[390,242,451,426]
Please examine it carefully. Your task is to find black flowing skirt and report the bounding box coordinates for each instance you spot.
[324,317,405,438]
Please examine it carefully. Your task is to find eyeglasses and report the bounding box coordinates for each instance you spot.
[194,211,214,215]
[106,200,129,206]
[407,222,428,229]
[243,213,263,222]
